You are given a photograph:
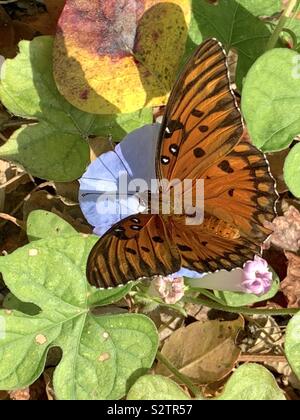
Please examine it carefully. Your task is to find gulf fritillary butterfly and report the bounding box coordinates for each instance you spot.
[87,38,278,288]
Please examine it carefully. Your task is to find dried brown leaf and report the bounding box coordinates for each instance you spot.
[265,206,300,252]
[156,317,244,385]
[281,252,300,308]
[9,388,30,401]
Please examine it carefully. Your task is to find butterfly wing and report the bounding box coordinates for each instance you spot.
[156,39,277,273]
[87,214,181,288]
[157,38,243,181]
[203,142,278,244]
[171,216,260,273]
[170,142,277,273]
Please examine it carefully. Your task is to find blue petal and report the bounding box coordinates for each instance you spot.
[79,124,160,233]
[173,268,206,279]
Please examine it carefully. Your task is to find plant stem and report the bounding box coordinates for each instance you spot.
[266,0,299,50]
[156,351,202,399]
[183,296,299,316]
[188,288,226,306]
[0,1,19,4]
[0,132,8,142]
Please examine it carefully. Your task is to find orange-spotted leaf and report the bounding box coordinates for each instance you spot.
[53,0,191,114]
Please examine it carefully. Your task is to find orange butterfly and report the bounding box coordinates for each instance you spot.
[87,39,277,288]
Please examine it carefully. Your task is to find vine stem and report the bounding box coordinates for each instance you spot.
[266,0,299,50]
[156,351,202,399]
[183,296,299,316]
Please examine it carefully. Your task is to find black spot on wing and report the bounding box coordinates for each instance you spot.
[191,109,205,118]
[228,189,234,197]
[126,248,137,255]
[164,120,184,138]
[199,125,209,133]
[194,147,206,158]
[141,246,150,253]
[177,244,193,252]
[152,236,164,243]
[218,160,234,174]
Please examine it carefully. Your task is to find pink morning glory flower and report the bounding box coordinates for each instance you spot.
[242,255,272,296]
[149,276,185,305]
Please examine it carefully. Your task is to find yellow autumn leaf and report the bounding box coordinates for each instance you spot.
[53,0,191,114]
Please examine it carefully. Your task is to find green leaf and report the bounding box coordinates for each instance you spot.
[236,0,281,16]
[27,209,134,307]
[0,123,90,182]
[27,210,77,241]
[88,283,136,308]
[284,142,300,198]
[54,313,158,400]
[242,48,300,152]
[217,364,286,400]
[286,311,300,380]
[190,0,272,89]
[214,269,280,307]
[90,108,154,141]
[0,36,152,181]
[0,236,158,399]
[127,375,190,400]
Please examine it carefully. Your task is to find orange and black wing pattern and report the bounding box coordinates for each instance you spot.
[87,214,181,288]
[157,38,243,182]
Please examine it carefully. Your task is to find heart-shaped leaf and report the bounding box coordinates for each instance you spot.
[0,36,152,181]
[26,209,137,307]
[0,235,158,399]
[242,48,300,152]
[217,364,286,400]
[54,0,191,114]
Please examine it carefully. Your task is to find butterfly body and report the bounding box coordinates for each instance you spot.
[86,39,278,289]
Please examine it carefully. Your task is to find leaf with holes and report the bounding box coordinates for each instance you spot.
[242,48,300,152]
[217,364,286,400]
[0,235,158,399]
[26,209,137,307]
[0,36,152,181]
[53,0,191,114]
